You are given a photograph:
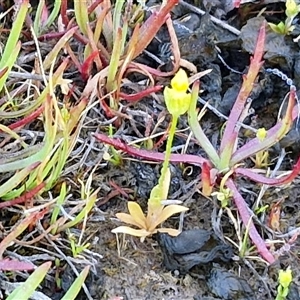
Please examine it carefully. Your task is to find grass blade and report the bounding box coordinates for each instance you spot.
[0,0,29,91]
[6,262,52,300]
[60,266,90,300]
[0,209,47,257]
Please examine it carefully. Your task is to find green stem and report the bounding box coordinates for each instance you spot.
[45,0,61,28]
[188,81,220,167]
[158,115,178,191]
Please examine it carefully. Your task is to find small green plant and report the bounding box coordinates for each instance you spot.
[251,128,269,168]
[276,267,293,300]
[0,1,28,92]
[68,230,90,258]
[103,125,123,166]
[212,187,232,208]
[269,0,300,35]
[111,69,190,241]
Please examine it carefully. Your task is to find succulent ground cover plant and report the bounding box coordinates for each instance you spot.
[95,22,300,264]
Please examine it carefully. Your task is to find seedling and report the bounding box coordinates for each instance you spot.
[103,125,123,166]
[269,0,300,35]
[276,267,293,300]
[251,128,270,168]
[68,230,90,258]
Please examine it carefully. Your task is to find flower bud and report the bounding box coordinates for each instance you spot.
[164,69,191,117]
[278,267,292,289]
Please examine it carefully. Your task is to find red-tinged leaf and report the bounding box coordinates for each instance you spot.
[93,133,208,166]
[219,22,266,165]
[0,182,46,209]
[0,259,34,271]
[132,0,179,59]
[100,99,115,119]
[41,2,49,26]
[292,100,300,119]
[277,86,296,138]
[61,0,69,26]
[0,67,8,79]
[232,93,298,165]
[38,31,65,41]
[268,199,284,231]
[201,162,213,196]
[119,85,163,102]
[88,0,104,13]
[0,209,48,258]
[99,99,122,127]
[235,156,300,185]
[252,22,265,65]
[80,50,100,82]
[226,179,275,264]
[7,106,44,131]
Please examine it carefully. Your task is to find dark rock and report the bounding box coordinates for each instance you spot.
[157,229,233,273]
[287,282,300,300]
[207,267,255,300]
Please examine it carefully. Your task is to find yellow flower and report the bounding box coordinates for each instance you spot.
[111,201,188,241]
[286,0,300,18]
[164,69,191,117]
[278,267,293,289]
[111,168,189,241]
[256,127,267,142]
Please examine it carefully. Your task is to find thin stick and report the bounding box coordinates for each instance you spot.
[178,0,241,36]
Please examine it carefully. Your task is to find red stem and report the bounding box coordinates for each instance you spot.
[119,85,163,102]
[94,133,208,166]
[132,0,179,59]
[226,179,275,264]
[0,182,45,209]
[6,106,44,131]
[219,22,265,155]
[235,157,300,185]
[88,0,104,13]
[80,50,100,81]
[60,0,69,27]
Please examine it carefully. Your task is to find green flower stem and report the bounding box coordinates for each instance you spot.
[157,115,178,192]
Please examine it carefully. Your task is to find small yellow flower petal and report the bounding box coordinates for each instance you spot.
[148,204,189,231]
[157,228,181,236]
[127,201,147,228]
[115,212,144,228]
[111,226,150,238]
[171,68,189,92]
